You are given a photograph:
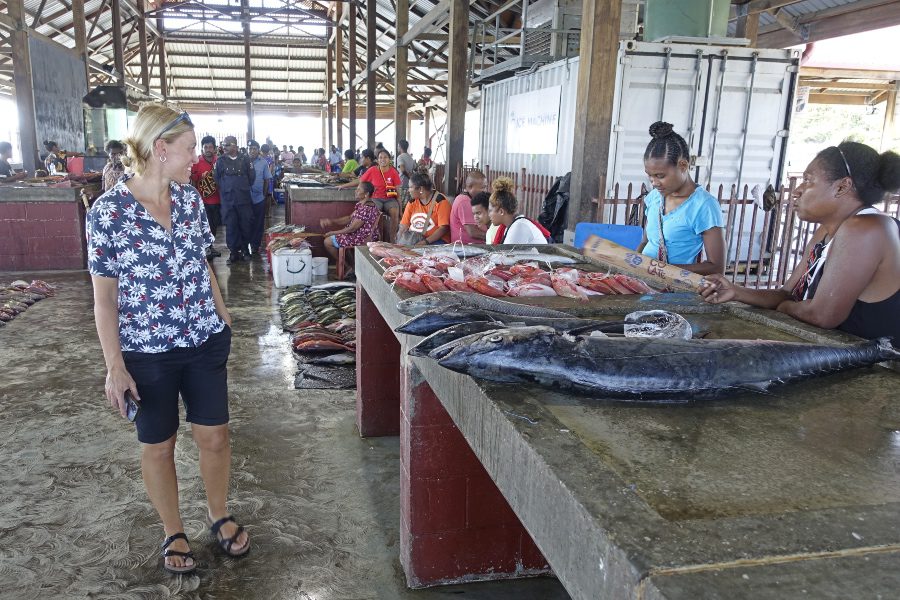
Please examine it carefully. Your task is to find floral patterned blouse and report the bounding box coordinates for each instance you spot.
[335,201,381,247]
[86,175,225,353]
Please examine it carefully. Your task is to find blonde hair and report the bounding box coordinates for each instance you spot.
[122,103,194,175]
[489,176,517,213]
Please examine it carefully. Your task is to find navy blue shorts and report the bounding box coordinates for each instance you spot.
[123,326,232,444]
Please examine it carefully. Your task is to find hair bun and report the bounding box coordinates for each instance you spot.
[648,121,674,140]
[876,149,900,194]
[492,176,513,194]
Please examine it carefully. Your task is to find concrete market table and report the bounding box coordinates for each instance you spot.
[0,184,89,270]
[353,245,900,599]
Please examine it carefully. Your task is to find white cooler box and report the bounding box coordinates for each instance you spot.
[272,248,313,287]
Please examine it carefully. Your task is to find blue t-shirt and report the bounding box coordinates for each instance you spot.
[86,176,225,353]
[250,156,272,204]
[642,186,722,265]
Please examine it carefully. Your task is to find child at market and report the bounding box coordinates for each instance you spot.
[450,170,487,243]
[637,121,725,275]
[398,173,451,245]
[470,191,494,244]
[321,181,381,277]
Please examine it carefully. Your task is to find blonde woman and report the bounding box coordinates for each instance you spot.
[85,104,249,575]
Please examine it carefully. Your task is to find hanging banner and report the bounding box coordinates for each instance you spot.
[506,86,562,155]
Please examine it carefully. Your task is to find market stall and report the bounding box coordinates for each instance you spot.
[353,243,900,598]
[283,178,356,257]
[0,182,94,271]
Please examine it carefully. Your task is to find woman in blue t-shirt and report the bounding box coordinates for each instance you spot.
[637,121,725,275]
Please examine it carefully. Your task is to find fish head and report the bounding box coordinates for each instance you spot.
[396,292,458,316]
[437,326,557,372]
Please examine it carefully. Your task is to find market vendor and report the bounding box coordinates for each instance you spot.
[398,173,451,246]
[43,140,64,175]
[0,141,27,182]
[101,140,126,192]
[488,177,550,244]
[700,141,900,342]
[321,180,381,275]
[637,121,725,275]
[357,149,402,243]
[341,150,359,174]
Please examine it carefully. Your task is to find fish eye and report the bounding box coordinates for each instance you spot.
[487,335,503,343]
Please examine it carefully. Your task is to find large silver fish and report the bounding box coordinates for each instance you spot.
[396,291,573,318]
[436,326,900,402]
[395,307,610,337]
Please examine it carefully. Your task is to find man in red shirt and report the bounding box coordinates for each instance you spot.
[190,135,222,259]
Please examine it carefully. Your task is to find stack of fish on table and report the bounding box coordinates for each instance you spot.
[0,280,55,328]
[368,241,655,299]
[280,282,358,389]
[396,291,900,403]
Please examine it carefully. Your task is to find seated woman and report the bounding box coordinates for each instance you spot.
[701,141,900,342]
[488,177,549,244]
[637,121,725,275]
[342,149,359,174]
[398,173,451,246]
[469,191,494,244]
[321,181,381,274]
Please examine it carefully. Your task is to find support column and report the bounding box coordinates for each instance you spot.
[366,0,377,149]
[355,286,401,437]
[349,6,358,152]
[326,25,334,150]
[424,105,431,147]
[568,0,621,229]
[111,0,125,87]
[9,0,39,173]
[72,0,90,90]
[400,358,550,587]
[336,10,344,151]
[158,32,168,101]
[881,84,898,152]
[394,0,410,148]
[242,0,254,141]
[735,9,760,46]
[137,0,150,93]
[445,0,468,195]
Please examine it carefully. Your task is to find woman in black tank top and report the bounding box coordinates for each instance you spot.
[697,141,900,344]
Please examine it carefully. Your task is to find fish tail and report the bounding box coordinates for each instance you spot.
[875,337,900,361]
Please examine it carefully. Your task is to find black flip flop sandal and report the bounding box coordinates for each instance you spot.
[161,532,196,575]
[208,515,250,557]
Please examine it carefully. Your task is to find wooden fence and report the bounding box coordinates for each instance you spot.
[448,163,900,289]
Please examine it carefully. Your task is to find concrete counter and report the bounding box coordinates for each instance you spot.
[353,244,900,598]
[0,184,88,271]
[284,183,356,256]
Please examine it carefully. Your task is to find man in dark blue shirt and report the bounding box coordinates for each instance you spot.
[214,135,255,264]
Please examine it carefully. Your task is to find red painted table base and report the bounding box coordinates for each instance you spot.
[354,283,551,587]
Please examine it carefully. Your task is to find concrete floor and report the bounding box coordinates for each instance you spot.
[0,252,570,599]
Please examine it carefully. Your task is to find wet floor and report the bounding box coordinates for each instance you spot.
[0,245,569,598]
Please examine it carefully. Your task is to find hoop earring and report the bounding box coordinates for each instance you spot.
[159,155,167,163]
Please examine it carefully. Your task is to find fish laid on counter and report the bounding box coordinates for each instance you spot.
[397,291,573,318]
[395,307,614,337]
[435,327,900,402]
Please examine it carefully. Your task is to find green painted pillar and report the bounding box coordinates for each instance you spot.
[644,0,731,41]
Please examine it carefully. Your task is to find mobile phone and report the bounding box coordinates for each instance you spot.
[124,390,140,422]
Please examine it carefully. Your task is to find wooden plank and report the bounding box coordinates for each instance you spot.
[445,0,467,196]
[71,0,90,90]
[349,5,357,151]
[242,0,254,140]
[111,0,125,86]
[335,5,344,151]
[758,0,900,48]
[366,0,376,149]
[568,0,621,227]
[735,11,759,45]
[9,0,39,172]
[137,0,150,93]
[401,0,451,47]
[800,80,897,92]
[326,24,334,149]
[801,67,900,81]
[157,16,167,99]
[808,93,868,105]
[394,0,409,147]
